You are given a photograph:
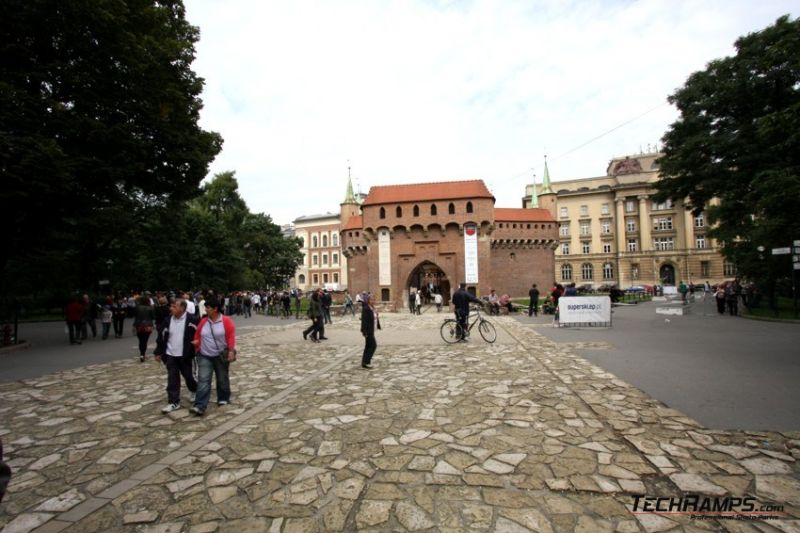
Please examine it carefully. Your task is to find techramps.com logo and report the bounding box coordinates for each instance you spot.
[630,495,786,521]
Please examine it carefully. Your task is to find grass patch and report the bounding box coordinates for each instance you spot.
[744,297,800,320]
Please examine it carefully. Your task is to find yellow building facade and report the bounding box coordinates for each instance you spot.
[524,152,733,289]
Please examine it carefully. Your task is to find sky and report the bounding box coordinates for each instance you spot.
[184,0,796,226]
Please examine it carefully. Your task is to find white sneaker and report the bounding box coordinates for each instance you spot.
[217,400,229,406]
[189,393,196,403]
[161,403,180,414]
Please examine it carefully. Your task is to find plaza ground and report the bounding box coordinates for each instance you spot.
[0,304,798,532]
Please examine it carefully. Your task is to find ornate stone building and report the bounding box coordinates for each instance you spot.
[523,153,730,289]
[292,213,347,291]
[340,177,557,310]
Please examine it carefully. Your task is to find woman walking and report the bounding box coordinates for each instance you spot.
[133,295,155,362]
[360,293,380,369]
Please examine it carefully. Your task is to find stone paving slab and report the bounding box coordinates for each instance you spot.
[0,313,798,532]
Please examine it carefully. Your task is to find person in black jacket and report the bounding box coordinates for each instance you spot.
[360,293,380,369]
[154,299,199,413]
[451,283,483,341]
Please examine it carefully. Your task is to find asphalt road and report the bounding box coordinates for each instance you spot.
[515,297,800,432]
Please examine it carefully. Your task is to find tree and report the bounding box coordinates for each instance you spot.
[0,0,222,295]
[655,15,800,301]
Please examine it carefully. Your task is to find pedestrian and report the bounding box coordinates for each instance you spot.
[715,285,726,314]
[487,289,500,315]
[725,281,739,316]
[302,289,326,341]
[100,298,113,340]
[343,291,355,316]
[243,292,252,318]
[408,290,416,314]
[360,293,380,369]
[65,296,84,345]
[434,292,443,312]
[294,290,303,319]
[452,283,482,341]
[154,299,199,413]
[499,293,513,314]
[154,295,170,338]
[133,295,155,362]
[415,290,422,315]
[321,290,332,324]
[80,294,98,340]
[190,296,236,415]
[678,280,688,303]
[113,295,127,338]
[528,284,540,316]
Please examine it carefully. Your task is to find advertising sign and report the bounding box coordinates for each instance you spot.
[378,230,391,286]
[558,296,612,326]
[464,224,479,284]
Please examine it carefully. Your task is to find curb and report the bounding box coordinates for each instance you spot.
[0,341,31,354]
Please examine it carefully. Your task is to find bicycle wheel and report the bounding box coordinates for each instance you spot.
[440,320,462,344]
[478,319,497,343]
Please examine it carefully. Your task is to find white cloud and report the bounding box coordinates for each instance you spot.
[185,0,797,224]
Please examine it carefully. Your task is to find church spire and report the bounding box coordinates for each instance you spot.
[529,171,539,208]
[343,163,356,204]
[540,155,553,194]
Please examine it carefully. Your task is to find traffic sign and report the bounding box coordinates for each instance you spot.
[772,247,791,255]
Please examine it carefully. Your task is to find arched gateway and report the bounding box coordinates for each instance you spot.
[407,261,451,307]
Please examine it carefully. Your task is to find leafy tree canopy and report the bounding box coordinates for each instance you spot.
[0,0,222,289]
[655,15,800,289]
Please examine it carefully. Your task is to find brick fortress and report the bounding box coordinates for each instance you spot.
[339,177,558,311]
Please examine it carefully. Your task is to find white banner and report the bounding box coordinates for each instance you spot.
[464,224,478,284]
[378,230,391,286]
[558,296,611,325]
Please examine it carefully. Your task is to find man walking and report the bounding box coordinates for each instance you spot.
[154,299,198,414]
[321,289,333,324]
[528,283,540,316]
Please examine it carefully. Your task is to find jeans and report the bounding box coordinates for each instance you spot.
[529,299,538,316]
[165,355,197,404]
[67,321,81,344]
[113,316,125,337]
[137,331,151,356]
[195,354,230,410]
[101,322,111,340]
[456,312,468,340]
[81,319,96,340]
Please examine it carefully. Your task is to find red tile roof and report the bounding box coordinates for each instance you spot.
[341,215,362,230]
[362,180,494,206]
[494,208,555,222]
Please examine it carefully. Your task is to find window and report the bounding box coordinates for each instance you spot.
[322,235,328,247]
[580,205,588,217]
[333,253,339,264]
[332,234,338,246]
[601,221,611,234]
[312,235,318,248]
[413,205,419,217]
[626,219,637,232]
[323,273,329,283]
[559,223,570,237]
[559,207,568,218]
[466,201,473,213]
[333,273,339,283]
[509,252,516,261]
[694,213,705,228]
[581,263,594,280]
[653,217,673,231]
[322,254,328,265]
[561,242,570,255]
[601,203,610,215]
[631,264,640,280]
[724,260,736,276]
[298,274,306,284]
[653,237,674,251]
[448,203,455,215]
[652,199,673,210]
[701,261,710,277]
[580,221,591,236]
[582,241,590,254]
[312,254,318,265]
[627,239,638,252]
[379,207,386,219]
[603,263,614,280]
[603,243,612,253]
[561,264,573,280]
[695,236,706,249]
[312,274,319,284]
[625,200,636,213]
[381,288,390,301]
[431,204,437,216]
[396,206,402,217]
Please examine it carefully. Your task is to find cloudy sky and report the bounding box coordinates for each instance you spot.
[184,0,796,225]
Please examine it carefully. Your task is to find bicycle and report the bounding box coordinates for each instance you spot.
[440,305,497,344]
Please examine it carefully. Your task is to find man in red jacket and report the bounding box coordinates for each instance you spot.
[65,296,84,345]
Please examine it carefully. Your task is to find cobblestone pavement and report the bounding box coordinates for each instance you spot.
[1,313,798,532]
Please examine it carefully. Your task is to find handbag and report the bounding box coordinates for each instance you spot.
[207,320,235,362]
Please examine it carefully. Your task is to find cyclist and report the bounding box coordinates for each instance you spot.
[452,282,483,342]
